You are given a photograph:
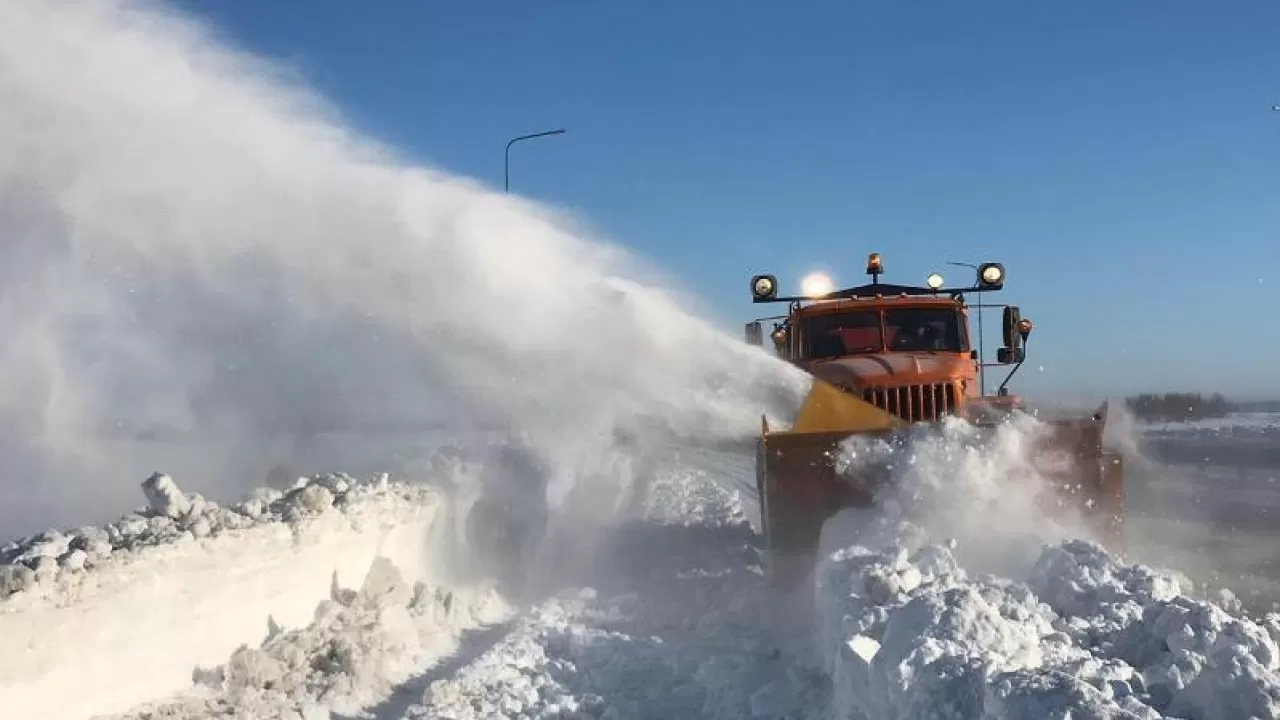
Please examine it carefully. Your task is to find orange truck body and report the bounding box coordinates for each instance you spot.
[744,255,1124,584]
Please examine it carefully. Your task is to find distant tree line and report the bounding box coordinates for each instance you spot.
[1233,400,1280,412]
[1124,392,1234,422]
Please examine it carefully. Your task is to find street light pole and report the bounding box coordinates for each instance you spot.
[947,260,987,395]
[504,128,566,193]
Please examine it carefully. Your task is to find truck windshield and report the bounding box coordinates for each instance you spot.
[801,307,964,359]
[884,308,964,352]
[802,311,881,359]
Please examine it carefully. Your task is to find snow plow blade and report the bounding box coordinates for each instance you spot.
[755,379,1124,585]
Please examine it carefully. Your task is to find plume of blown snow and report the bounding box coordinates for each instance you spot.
[0,0,806,539]
[819,412,1108,581]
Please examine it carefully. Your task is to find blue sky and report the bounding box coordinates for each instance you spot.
[170,0,1280,398]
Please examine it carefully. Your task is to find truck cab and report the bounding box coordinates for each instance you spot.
[744,253,1033,425]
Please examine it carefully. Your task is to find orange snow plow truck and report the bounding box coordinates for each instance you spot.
[744,253,1124,582]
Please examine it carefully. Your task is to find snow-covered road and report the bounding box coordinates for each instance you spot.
[3,426,1280,720]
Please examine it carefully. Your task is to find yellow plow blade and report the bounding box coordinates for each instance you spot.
[783,378,906,435]
[756,380,907,584]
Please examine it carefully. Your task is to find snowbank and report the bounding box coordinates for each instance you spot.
[111,556,509,719]
[0,472,449,720]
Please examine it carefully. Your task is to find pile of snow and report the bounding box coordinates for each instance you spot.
[814,412,1280,719]
[816,533,1280,719]
[0,471,453,720]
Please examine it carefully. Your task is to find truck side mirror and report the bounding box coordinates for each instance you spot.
[997,346,1025,364]
[1002,306,1022,349]
[745,321,763,346]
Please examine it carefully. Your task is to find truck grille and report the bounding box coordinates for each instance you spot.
[862,383,957,423]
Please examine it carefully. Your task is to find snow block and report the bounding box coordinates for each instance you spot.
[142,471,192,519]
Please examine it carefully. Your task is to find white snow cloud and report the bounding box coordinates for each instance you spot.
[0,0,806,538]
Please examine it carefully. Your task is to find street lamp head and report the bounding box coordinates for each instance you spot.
[504,128,568,192]
[507,128,567,146]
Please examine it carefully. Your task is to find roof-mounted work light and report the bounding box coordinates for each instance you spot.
[750,274,778,301]
[801,272,835,298]
[977,262,1005,289]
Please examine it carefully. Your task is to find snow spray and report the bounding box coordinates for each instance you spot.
[0,0,804,538]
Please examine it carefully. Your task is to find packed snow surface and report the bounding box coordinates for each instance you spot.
[5,419,1279,720]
